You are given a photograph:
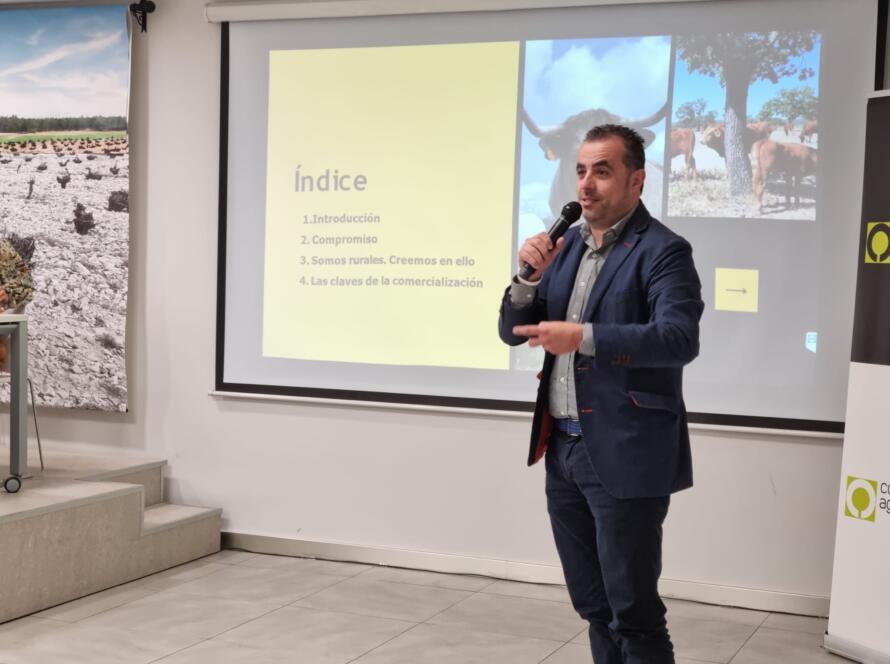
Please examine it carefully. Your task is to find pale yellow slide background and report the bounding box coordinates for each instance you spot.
[263,42,519,369]
[714,268,759,313]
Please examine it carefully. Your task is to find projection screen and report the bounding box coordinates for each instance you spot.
[217,0,884,432]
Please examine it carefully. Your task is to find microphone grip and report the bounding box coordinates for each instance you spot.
[518,261,538,281]
[514,200,580,283]
[516,217,572,281]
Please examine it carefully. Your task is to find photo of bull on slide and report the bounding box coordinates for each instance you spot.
[514,36,671,369]
[518,37,671,239]
[667,31,820,220]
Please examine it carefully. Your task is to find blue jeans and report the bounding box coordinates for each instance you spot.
[545,430,674,663]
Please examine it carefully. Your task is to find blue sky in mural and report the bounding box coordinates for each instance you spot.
[0,5,129,118]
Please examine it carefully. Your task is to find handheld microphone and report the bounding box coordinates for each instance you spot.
[518,201,583,280]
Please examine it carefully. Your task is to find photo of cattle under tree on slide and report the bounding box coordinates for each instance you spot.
[668,31,820,220]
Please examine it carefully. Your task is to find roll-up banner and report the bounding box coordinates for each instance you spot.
[825,91,890,663]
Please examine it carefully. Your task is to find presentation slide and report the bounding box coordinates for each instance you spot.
[221,0,878,427]
[262,43,518,369]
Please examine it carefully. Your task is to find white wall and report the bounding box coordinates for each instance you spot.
[33,0,877,611]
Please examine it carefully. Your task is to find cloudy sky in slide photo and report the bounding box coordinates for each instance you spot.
[0,5,129,118]
[518,36,671,235]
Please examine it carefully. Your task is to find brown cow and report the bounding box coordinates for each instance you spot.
[700,122,775,158]
[670,128,697,179]
[799,119,817,143]
[783,121,794,136]
[751,139,818,212]
[747,122,776,139]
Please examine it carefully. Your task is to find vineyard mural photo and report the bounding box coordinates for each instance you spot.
[0,5,130,410]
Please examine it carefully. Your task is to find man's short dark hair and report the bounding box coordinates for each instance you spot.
[584,124,646,172]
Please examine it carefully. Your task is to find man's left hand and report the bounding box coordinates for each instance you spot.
[512,322,583,355]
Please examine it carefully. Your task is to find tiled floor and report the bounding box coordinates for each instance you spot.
[0,551,846,663]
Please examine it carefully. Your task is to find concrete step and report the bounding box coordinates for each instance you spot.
[142,502,222,536]
[81,460,166,507]
[1,441,166,507]
[0,445,220,624]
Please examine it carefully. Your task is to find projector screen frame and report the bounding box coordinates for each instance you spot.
[215,0,889,435]
[204,0,711,23]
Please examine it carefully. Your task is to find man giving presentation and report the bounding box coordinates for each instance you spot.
[499,124,704,664]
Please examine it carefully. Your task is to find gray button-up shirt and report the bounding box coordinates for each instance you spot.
[510,205,635,420]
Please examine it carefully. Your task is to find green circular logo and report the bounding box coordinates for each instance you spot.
[846,477,877,521]
[867,223,890,262]
[851,487,872,512]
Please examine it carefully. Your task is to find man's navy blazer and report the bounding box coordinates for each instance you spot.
[499,203,704,499]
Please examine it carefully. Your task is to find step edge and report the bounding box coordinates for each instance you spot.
[79,460,167,481]
[0,483,143,526]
